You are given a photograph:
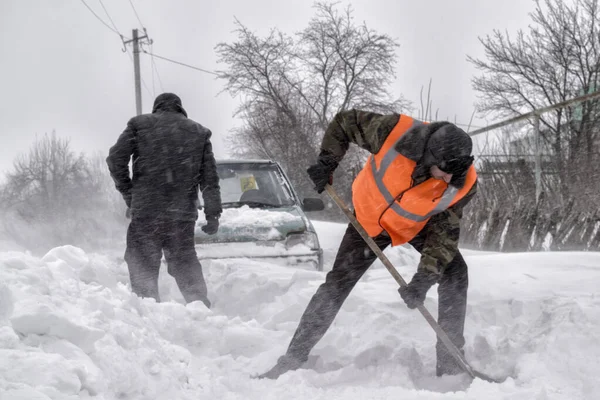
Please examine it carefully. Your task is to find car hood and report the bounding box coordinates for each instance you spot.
[195,205,309,243]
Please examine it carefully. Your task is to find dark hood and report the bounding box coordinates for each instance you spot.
[394,121,451,162]
[394,121,473,188]
[152,93,188,117]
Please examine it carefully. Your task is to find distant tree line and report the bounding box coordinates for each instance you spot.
[6,0,600,253]
[0,132,126,254]
[463,0,600,251]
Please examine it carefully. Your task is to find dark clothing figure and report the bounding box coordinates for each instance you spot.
[107,93,221,307]
[260,110,476,379]
[125,217,211,306]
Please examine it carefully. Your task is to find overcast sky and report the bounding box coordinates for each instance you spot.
[0,0,537,176]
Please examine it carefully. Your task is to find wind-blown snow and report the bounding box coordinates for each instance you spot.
[0,221,599,399]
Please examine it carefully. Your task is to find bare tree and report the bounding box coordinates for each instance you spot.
[468,0,600,203]
[463,130,600,252]
[216,1,409,206]
[2,132,88,220]
[0,133,126,253]
[294,2,407,129]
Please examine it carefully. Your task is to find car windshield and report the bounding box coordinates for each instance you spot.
[206,162,296,208]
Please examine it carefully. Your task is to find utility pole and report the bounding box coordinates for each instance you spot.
[123,29,152,115]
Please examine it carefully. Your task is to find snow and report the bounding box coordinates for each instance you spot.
[1,221,599,399]
[196,206,301,240]
[194,241,315,260]
[194,206,319,260]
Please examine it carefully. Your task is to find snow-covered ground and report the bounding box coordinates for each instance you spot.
[1,220,599,399]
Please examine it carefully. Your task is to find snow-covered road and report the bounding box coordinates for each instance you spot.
[1,220,599,399]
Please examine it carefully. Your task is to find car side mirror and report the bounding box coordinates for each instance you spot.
[302,197,325,212]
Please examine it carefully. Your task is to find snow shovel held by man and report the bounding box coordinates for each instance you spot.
[324,184,503,383]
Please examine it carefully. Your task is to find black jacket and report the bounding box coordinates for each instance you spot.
[106,93,222,221]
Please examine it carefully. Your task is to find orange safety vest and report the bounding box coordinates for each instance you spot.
[352,115,477,246]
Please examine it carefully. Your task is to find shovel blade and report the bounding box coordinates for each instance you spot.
[472,369,508,383]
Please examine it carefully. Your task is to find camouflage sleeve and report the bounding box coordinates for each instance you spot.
[418,181,478,276]
[320,109,400,161]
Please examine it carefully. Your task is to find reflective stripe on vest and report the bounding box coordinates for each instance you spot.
[367,118,460,223]
[370,155,459,222]
[352,114,477,244]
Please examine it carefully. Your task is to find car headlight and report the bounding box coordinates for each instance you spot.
[285,231,319,249]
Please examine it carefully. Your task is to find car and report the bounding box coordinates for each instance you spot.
[195,159,325,271]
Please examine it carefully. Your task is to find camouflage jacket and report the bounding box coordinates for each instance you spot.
[320,109,477,275]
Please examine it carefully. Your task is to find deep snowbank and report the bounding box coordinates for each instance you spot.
[0,221,599,399]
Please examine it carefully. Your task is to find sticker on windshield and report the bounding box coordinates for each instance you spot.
[240,175,257,192]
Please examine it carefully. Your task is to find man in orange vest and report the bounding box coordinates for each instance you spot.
[258,110,477,379]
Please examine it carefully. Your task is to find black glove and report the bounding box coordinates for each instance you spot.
[201,216,219,235]
[307,152,338,194]
[398,270,439,309]
[125,208,132,219]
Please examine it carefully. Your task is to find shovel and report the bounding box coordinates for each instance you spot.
[324,184,503,383]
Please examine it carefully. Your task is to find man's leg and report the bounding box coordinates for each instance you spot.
[435,250,468,376]
[408,234,469,376]
[163,220,210,308]
[124,217,163,302]
[259,223,391,379]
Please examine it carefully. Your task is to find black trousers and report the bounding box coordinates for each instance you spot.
[124,217,210,307]
[285,222,468,376]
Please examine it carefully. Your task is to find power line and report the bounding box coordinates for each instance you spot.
[469,89,600,136]
[456,122,484,130]
[150,43,165,93]
[139,69,153,98]
[79,0,120,36]
[123,1,161,94]
[81,0,152,111]
[98,0,120,34]
[420,118,483,131]
[128,0,145,29]
[457,122,483,130]
[141,49,219,76]
[150,49,156,97]
[152,57,165,92]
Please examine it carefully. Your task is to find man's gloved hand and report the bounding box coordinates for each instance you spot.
[125,208,132,219]
[398,270,439,309]
[201,216,219,235]
[306,152,338,194]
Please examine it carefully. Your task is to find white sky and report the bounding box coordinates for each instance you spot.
[0,0,537,175]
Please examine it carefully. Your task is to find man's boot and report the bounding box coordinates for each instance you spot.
[256,354,306,379]
[436,345,465,377]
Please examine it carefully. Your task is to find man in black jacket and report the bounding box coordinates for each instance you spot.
[107,93,221,307]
